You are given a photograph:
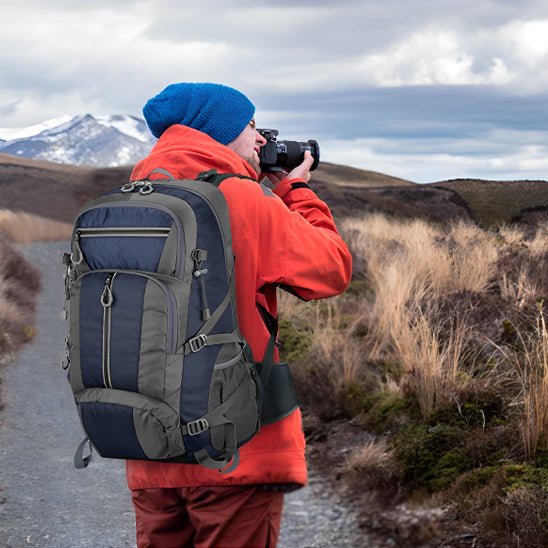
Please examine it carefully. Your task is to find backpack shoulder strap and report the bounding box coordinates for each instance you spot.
[131,168,256,186]
[196,169,257,187]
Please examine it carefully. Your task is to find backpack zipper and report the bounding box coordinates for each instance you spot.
[101,273,116,388]
[192,249,211,320]
[78,227,171,238]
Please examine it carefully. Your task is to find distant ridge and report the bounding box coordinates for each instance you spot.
[1,154,548,228]
[0,154,464,225]
[433,178,548,226]
[314,162,415,188]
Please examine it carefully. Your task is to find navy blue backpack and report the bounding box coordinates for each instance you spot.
[62,169,298,473]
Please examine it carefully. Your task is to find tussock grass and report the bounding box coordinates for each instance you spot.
[280,212,548,545]
[0,210,72,243]
[493,305,548,459]
[342,215,498,416]
[341,438,397,480]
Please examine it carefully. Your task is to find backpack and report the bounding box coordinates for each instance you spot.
[62,168,298,473]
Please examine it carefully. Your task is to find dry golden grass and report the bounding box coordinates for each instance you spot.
[393,311,472,417]
[340,215,499,415]
[0,209,72,243]
[277,290,374,419]
[528,222,548,257]
[280,212,548,546]
[283,211,548,464]
[343,215,497,294]
[492,305,548,459]
[342,438,395,476]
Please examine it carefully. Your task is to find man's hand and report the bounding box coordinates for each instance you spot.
[286,150,314,182]
[261,151,314,186]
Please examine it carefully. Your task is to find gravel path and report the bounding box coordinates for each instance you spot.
[0,242,364,548]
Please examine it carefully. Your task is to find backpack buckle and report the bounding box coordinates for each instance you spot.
[187,418,209,436]
[189,334,207,353]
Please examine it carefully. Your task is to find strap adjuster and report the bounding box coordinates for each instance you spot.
[187,418,209,436]
[189,334,207,352]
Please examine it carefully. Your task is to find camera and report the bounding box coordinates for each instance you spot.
[258,129,320,173]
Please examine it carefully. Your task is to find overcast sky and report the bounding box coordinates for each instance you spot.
[3,0,548,182]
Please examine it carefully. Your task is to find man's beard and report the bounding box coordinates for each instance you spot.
[242,152,260,175]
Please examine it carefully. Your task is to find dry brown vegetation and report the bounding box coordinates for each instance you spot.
[279,213,548,547]
[0,210,72,243]
[0,234,40,423]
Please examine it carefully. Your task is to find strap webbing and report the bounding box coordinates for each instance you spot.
[183,333,240,355]
[260,324,277,389]
[197,169,257,187]
[74,437,92,469]
[183,375,250,473]
[194,444,240,473]
[182,374,250,436]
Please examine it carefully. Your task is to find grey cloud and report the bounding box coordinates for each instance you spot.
[253,86,548,141]
[142,0,548,55]
[15,0,142,9]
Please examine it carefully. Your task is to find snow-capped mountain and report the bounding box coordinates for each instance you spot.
[0,114,156,167]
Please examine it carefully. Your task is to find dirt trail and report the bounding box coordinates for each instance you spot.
[0,242,364,547]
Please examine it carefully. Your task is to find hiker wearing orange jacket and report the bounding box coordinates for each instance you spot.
[128,83,352,548]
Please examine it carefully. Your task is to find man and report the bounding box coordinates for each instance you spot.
[128,82,352,547]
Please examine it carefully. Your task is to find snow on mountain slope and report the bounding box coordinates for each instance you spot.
[0,115,74,141]
[0,114,156,167]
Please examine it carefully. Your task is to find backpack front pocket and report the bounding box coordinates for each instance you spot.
[72,270,186,400]
[72,201,196,278]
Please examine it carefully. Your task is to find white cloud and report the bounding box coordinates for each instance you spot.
[504,19,548,63]
[358,29,513,87]
[321,129,548,183]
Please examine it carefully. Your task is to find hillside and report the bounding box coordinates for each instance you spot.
[435,179,548,227]
[0,154,470,225]
[1,154,548,227]
[0,154,132,223]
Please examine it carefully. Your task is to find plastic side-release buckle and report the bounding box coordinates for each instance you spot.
[189,334,207,353]
[187,418,209,436]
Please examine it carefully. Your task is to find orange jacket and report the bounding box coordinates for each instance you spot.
[126,125,352,489]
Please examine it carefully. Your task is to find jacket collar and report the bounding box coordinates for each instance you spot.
[131,125,258,182]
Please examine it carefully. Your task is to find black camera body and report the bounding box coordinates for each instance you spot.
[258,128,320,173]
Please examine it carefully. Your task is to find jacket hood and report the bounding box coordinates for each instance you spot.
[131,125,258,182]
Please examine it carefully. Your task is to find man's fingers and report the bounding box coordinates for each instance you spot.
[302,150,314,168]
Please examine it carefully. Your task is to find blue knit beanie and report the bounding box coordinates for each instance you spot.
[142,83,255,144]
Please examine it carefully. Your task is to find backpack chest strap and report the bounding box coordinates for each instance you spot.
[184,333,240,355]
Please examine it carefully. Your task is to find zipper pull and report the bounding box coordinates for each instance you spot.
[62,335,71,370]
[192,249,210,320]
[121,181,139,193]
[139,182,154,195]
[70,232,84,265]
[120,181,154,194]
[101,274,114,308]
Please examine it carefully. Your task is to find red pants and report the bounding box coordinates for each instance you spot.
[131,486,284,548]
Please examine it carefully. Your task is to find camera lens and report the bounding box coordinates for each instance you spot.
[257,128,320,172]
[275,140,320,172]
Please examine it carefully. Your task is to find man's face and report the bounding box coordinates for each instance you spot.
[227,119,267,174]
